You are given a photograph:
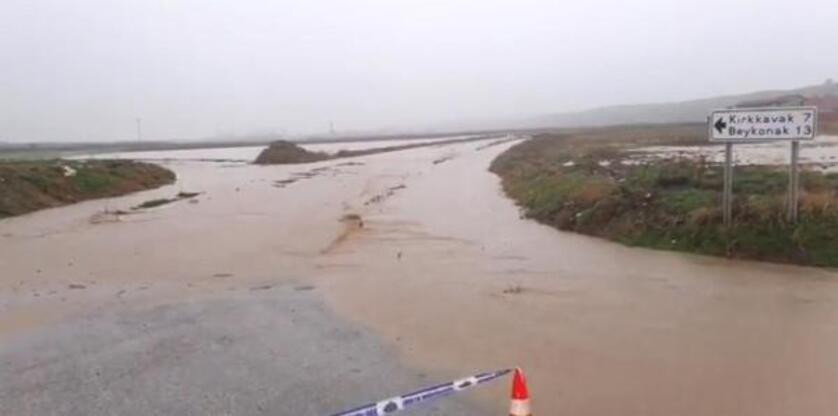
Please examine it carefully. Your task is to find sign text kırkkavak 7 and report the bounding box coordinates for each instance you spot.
[709,107,817,142]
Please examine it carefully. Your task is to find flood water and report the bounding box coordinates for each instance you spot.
[76,135,478,163]
[633,134,838,172]
[3,137,838,415]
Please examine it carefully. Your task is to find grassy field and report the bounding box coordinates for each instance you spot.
[490,124,838,267]
[0,160,175,218]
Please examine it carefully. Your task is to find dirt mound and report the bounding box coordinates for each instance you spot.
[254,141,329,164]
[254,135,505,165]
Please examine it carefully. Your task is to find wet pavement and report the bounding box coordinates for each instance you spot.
[0,283,482,415]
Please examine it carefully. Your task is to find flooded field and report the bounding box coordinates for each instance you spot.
[3,136,838,415]
[76,135,479,163]
[633,135,838,171]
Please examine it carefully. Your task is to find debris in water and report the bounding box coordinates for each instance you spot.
[341,213,364,228]
[502,285,525,295]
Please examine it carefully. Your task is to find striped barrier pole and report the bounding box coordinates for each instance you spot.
[331,368,511,416]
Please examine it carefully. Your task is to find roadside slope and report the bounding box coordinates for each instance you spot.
[489,126,838,266]
[0,160,175,218]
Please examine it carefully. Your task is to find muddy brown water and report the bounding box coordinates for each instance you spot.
[3,139,838,415]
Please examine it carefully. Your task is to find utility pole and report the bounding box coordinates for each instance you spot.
[136,118,143,141]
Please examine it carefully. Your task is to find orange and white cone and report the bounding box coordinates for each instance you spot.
[509,367,532,416]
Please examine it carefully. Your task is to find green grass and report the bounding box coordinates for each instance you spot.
[0,159,175,218]
[73,169,117,193]
[659,189,717,214]
[490,127,838,267]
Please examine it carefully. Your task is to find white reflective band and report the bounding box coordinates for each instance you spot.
[453,376,479,391]
[376,396,405,414]
[509,399,532,416]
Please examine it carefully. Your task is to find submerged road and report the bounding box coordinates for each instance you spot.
[3,136,838,415]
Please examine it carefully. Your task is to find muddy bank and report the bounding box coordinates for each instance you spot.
[0,160,175,218]
[490,126,838,266]
[253,141,331,164]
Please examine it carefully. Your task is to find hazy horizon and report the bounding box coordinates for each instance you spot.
[2,0,836,143]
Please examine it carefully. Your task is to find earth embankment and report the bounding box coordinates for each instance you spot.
[0,160,175,218]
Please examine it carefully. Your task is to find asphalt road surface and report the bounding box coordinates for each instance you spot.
[0,283,483,415]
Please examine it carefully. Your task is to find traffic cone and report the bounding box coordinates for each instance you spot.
[509,367,532,416]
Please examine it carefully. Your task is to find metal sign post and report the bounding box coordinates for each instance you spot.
[708,106,817,226]
[723,142,733,227]
[788,140,800,223]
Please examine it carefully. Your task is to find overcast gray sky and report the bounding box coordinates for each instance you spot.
[1,0,836,142]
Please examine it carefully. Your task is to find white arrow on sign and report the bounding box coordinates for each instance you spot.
[709,106,818,142]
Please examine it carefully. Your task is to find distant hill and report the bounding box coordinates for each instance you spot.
[520,79,838,129]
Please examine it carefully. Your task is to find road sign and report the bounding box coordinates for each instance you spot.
[708,106,819,226]
[709,106,818,142]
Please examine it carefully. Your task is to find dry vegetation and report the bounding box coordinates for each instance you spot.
[491,124,838,267]
[0,160,175,218]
